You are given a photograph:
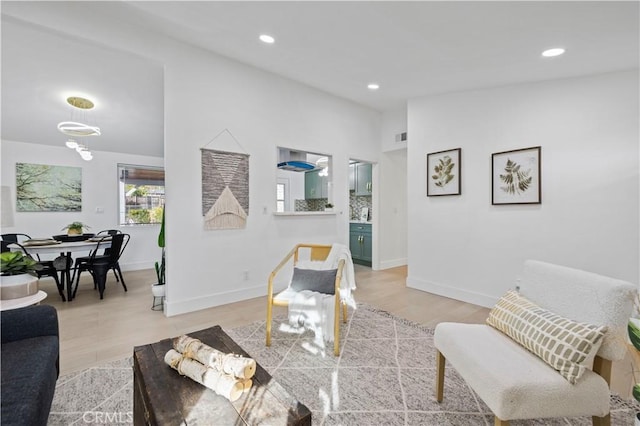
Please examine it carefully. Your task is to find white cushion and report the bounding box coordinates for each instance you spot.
[434,322,610,420]
[519,260,636,361]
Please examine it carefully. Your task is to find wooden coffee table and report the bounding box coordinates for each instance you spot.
[133,325,311,425]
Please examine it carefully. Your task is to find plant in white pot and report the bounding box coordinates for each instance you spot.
[151,208,165,310]
[0,251,42,301]
[62,221,90,236]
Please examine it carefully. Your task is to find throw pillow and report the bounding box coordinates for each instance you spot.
[290,267,338,295]
[486,290,607,384]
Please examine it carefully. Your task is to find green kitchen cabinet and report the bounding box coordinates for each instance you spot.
[349,222,372,266]
[305,170,328,199]
[349,163,356,191]
[353,163,372,196]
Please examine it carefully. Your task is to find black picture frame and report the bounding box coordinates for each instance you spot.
[491,146,541,205]
[426,148,462,197]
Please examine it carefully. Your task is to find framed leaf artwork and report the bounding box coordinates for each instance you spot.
[492,146,541,205]
[427,148,461,196]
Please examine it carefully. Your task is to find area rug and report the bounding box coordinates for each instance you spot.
[48,304,639,425]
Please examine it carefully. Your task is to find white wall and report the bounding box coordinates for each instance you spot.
[378,149,408,269]
[376,108,409,269]
[381,107,408,152]
[407,70,639,307]
[1,140,164,270]
[162,44,381,315]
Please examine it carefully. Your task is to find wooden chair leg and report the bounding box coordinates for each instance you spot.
[342,302,347,323]
[494,417,509,426]
[436,350,445,402]
[266,298,273,347]
[334,297,340,356]
[591,356,612,426]
[592,356,612,386]
[592,414,610,426]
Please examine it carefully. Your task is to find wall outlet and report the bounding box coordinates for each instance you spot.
[243,270,249,281]
[95,207,104,214]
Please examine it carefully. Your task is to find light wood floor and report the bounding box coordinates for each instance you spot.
[37,264,632,398]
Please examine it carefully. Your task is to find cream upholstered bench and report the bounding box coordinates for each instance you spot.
[434,260,636,426]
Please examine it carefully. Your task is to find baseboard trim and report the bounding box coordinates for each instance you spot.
[406,276,496,308]
[165,284,265,317]
[378,258,407,270]
[119,261,154,272]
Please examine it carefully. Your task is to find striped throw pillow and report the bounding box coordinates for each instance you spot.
[486,290,607,384]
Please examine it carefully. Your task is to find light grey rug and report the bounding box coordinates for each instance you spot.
[48,304,639,425]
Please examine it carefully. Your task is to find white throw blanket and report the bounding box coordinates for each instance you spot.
[288,243,357,344]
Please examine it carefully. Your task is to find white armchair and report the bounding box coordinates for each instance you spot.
[434,260,636,426]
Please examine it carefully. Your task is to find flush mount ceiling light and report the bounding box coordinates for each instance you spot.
[67,96,94,109]
[57,96,101,137]
[367,83,380,90]
[259,34,275,44]
[542,48,566,57]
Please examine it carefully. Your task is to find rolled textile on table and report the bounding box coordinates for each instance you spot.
[164,349,245,402]
[174,335,256,379]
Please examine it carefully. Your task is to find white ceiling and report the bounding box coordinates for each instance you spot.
[2,1,638,157]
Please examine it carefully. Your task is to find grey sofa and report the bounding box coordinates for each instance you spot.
[1,304,59,426]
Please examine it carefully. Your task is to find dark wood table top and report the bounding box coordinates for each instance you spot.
[133,325,311,425]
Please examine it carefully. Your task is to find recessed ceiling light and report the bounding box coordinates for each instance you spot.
[367,83,380,90]
[542,48,565,57]
[259,34,275,44]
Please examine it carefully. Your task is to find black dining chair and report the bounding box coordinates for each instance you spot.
[0,233,67,302]
[72,233,129,299]
[71,229,123,287]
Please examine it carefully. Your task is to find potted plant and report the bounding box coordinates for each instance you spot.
[0,251,42,300]
[151,208,165,310]
[629,316,640,425]
[324,203,334,212]
[62,221,90,236]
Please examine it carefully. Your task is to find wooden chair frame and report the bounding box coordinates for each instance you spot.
[266,244,347,356]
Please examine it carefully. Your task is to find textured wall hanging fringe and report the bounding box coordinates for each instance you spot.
[201,129,249,230]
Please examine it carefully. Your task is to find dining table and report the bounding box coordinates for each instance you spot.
[9,238,111,302]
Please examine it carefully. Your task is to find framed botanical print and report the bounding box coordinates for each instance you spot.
[427,148,461,196]
[492,146,541,205]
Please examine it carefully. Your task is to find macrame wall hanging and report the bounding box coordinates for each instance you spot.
[201,129,249,230]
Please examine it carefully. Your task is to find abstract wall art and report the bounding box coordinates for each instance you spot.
[201,149,249,230]
[15,163,82,212]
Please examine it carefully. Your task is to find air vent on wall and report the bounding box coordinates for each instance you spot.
[395,132,407,143]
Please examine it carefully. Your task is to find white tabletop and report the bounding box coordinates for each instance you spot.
[0,290,47,311]
[9,239,110,255]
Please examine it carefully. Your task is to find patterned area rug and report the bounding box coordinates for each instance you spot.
[49,304,639,425]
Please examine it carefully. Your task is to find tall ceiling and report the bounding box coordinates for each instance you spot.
[2,1,638,157]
